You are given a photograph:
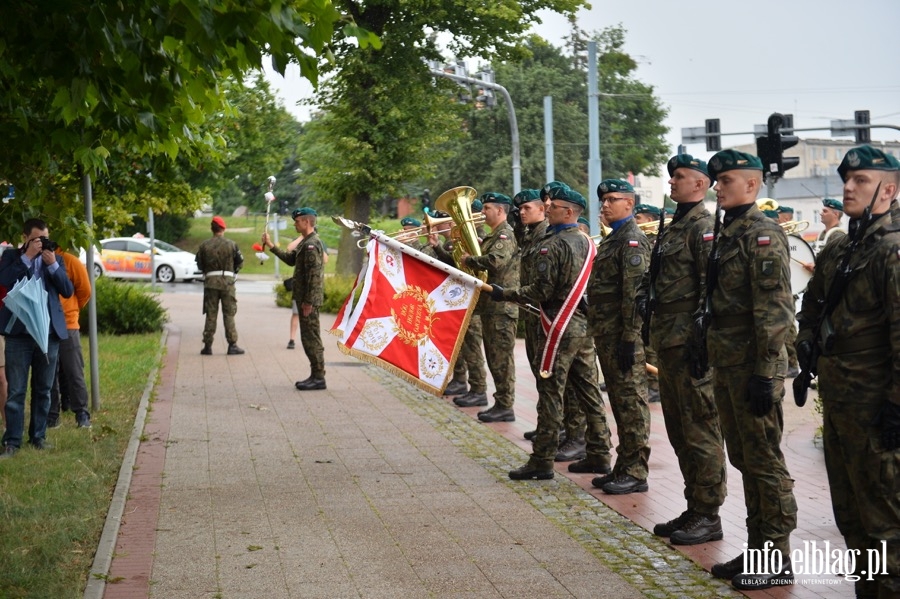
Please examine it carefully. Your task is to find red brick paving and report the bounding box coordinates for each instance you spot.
[105,312,851,598]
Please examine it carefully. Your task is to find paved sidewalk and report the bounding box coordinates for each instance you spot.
[101,287,851,598]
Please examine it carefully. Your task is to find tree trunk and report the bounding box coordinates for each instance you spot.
[335,190,371,276]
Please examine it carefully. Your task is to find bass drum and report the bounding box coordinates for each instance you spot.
[788,235,815,296]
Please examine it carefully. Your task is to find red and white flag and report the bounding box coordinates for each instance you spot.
[330,232,482,396]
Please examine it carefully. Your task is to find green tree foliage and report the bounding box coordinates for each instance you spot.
[429,26,669,203]
[189,75,303,216]
[299,0,586,275]
[0,0,369,249]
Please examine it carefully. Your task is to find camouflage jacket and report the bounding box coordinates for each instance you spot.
[196,235,243,291]
[798,213,900,405]
[587,217,650,341]
[271,231,324,307]
[503,223,590,338]
[466,221,519,317]
[638,202,714,350]
[707,204,793,378]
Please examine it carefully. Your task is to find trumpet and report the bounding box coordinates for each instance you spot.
[638,218,673,235]
[780,220,810,235]
[355,212,486,248]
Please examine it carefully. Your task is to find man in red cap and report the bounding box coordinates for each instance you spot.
[196,216,244,355]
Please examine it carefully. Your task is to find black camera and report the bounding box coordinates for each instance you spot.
[39,236,58,252]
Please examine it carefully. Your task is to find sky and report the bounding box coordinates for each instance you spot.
[264,0,900,165]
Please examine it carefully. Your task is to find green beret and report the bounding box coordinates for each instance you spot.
[513,189,542,207]
[633,203,661,217]
[823,198,843,211]
[541,180,570,200]
[707,150,763,182]
[480,192,511,206]
[292,207,317,218]
[400,217,421,227]
[664,207,675,215]
[549,185,586,209]
[837,144,900,182]
[666,154,710,179]
[597,179,634,198]
[763,209,779,219]
[470,199,483,212]
[776,206,794,215]
[577,216,590,227]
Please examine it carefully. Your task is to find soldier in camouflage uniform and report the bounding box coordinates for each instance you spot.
[703,150,796,591]
[439,202,488,405]
[633,203,662,403]
[461,192,519,422]
[263,208,327,390]
[398,216,429,253]
[196,216,245,355]
[493,186,612,480]
[588,179,652,495]
[519,186,591,462]
[638,155,726,544]
[797,145,900,598]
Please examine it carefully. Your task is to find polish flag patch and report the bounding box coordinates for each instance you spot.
[703,232,714,242]
[757,236,771,246]
[628,240,639,247]
[540,247,549,255]
[499,234,508,240]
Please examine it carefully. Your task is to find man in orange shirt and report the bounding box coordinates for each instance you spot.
[46,247,92,428]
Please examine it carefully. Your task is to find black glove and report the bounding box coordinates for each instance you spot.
[489,285,505,301]
[796,340,814,374]
[882,402,900,450]
[747,375,775,417]
[636,295,649,321]
[617,340,636,373]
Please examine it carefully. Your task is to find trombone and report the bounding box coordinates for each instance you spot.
[355,212,486,248]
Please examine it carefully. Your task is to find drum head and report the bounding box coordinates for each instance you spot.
[788,235,815,296]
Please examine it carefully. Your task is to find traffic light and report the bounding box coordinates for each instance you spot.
[756,112,799,180]
[854,110,871,143]
[705,118,721,152]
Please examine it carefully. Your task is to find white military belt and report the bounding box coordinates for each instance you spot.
[205,270,235,279]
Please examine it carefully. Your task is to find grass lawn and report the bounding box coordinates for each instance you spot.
[179,214,399,276]
[0,333,161,599]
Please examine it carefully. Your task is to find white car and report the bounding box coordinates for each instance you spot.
[82,236,202,283]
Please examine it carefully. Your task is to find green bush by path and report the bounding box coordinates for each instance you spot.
[273,275,359,313]
[80,278,167,334]
[0,333,161,599]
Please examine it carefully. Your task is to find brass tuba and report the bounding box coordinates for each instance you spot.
[434,186,487,281]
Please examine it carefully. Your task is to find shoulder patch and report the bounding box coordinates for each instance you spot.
[307,244,316,250]
[539,247,549,255]
[499,234,508,240]
[760,259,775,276]
[757,236,771,246]
[629,254,643,267]
[703,232,714,242]
[628,240,639,247]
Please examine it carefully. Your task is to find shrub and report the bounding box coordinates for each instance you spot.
[80,278,167,334]
[122,213,191,243]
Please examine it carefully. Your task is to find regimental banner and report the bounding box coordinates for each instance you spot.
[330,232,482,396]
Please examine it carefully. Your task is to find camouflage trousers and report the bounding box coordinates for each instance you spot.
[713,361,796,554]
[657,346,726,515]
[822,399,900,597]
[299,307,326,379]
[785,320,798,369]
[202,286,238,346]
[523,316,586,440]
[645,344,659,393]
[480,314,517,409]
[528,332,611,466]
[452,314,486,392]
[594,335,651,480]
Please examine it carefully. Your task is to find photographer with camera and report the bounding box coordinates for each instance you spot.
[0,218,73,458]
